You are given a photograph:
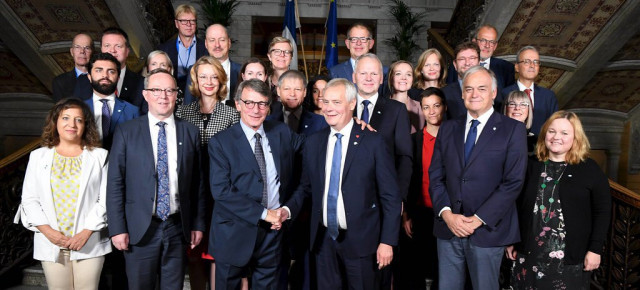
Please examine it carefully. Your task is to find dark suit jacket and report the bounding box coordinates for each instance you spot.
[208,121,304,266]
[441,83,466,120]
[106,115,206,244]
[329,60,390,98]
[73,68,142,104]
[183,60,241,106]
[157,36,208,86]
[514,158,610,264]
[85,97,140,150]
[501,83,559,136]
[446,57,515,89]
[286,125,402,257]
[429,111,527,247]
[266,105,328,136]
[52,70,78,101]
[407,130,427,216]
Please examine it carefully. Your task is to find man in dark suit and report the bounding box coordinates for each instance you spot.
[429,66,527,289]
[157,4,208,95]
[352,52,411,290]
[107,69,205,289]
[329,23,389,97]
[74,27,143,105]
[442,42,481,120]
[208,79,304,289]
[267,70,327,135]
[446,25,515,90]
[282,78,402,289]
[502,45,559,136]
[184,24,241,106]
[84,53,139,150]
[52,33,93,101]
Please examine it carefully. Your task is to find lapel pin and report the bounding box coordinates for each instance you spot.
[305,125,309,128]
[356,134,360,138]
[568,174,572,177]
[124,87,128,91]
[117,109,122,112]
[377,111,381,114]
[179,142,182,146]
[354,142,358,145]
[493,127,496,130]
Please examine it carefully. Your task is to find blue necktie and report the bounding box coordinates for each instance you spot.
[254,133,269,208]
[361,100,371,123]
[327,133,343,240]
[464,120,480,165]
[156,121,170,220]
[100,99,111,139]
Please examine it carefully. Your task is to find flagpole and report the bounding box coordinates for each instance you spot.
[319,26,327,75]
[294,0,309,80]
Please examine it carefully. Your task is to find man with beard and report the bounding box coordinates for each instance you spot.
[85,53,139,150]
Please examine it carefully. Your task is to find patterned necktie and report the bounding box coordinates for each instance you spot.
[464,120,480,165]
[480,61,487,68]
[254,133,268,208]
[524,88,533,111]
[156,121,170,220]
[327,133,343,240]
[361,100,371,123]
[100,99,111,139]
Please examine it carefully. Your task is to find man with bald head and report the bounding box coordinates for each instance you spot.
[158,4,208,94]
[447,25,515,90]
[52,33,93,101]
[184,23,241,106]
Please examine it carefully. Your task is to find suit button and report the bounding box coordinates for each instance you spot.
[462,179,467,183]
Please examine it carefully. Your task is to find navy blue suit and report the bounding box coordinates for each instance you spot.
[85,97,139,150]
[52,70,78,101]
[106,115,205,289]
[266,104,328,136]
[208,120,304,288]
[356,97,413,200]
[157,36,208,90]
[501,83,559,135]
[446,57,515,89]
[441,83,466,120]
[183,60,241,106]
[73,68,142,104]
[429,111,527,289]
[285,124,402,289]
[329,60,390,98]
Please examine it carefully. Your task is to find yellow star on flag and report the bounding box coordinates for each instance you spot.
[331,42,336,48]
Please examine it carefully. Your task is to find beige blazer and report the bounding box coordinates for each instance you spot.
[15,147,111,262]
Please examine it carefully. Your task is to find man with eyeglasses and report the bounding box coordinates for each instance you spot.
[158,4,208,94]
[73,27,143,106]
[107,68,206,289]
[446,25,515,90]
[52,33,93,102]
[502,45,558,136]
[442,42,484,120]
[84,53,139,150]
[329,23,389,98]
[208,79,304,289]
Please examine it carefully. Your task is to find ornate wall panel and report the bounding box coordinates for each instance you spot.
[0,51,49,94]
[565,70,640,112]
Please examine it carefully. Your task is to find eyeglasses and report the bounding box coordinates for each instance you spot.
[507,102,530,108]
[239,99,270,110]
[456,56,479,63]
[176,19,196,25]
[475,38,497,47]
[72,45,92,51]
[144,88,179,96]
[270,49,293,56]
[518,59,541,66]
[348,37,372,43]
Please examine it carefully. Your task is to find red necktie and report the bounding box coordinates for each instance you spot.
[524,88,533,111]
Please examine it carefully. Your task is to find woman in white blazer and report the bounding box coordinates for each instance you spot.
[15,98,111,290]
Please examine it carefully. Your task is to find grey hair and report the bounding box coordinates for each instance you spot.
[324,78,357,103]
[462,65,497,92]
[516,46,539,63]
[354,53,383,74]
[144,68,175,89]
[277,70,308,87]
[503,90,533,130]
[235,79,271,102]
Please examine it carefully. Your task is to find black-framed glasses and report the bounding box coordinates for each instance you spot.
[507,102,530,108]
[475,38,497,46]
[270,49,293,56]
[176,19,196,25]
[348,37,372,43]
[239,99,270,110]
[144,88,179,96]
[518,59,541,66]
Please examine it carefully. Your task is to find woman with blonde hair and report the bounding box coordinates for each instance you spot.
[136,50,175,113]
[16,98,110,290]
[506,111,611,289]
[410,48,447,100]
[389,60,425,133]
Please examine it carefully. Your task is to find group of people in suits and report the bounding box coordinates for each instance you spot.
[20,4,611,289]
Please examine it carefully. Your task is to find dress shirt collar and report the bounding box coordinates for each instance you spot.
[177,36,196,48]
[148,111,176,127]
[480,57,491,69]
[357,93,379,107]
[74,67,87,77]
[517,80,534,92]
[92,93,116,103]
[350,58,356,71]
[466,106,494,126]
[240,120,265,142]
[283,105,303,118]
[330,119,354,138]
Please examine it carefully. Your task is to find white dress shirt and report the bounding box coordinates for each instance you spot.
[147,113,180,215]
[322,119,354,229]
[117,66,126,96]
[91,93,116,140]
[356,93,379,123]
[517,80,535,108]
